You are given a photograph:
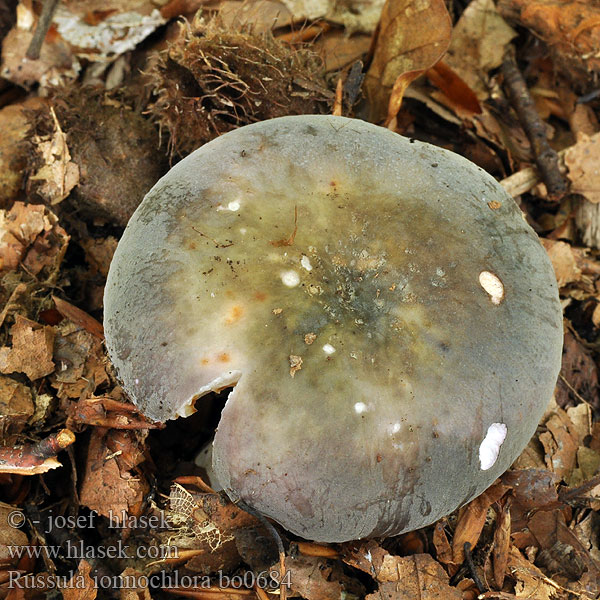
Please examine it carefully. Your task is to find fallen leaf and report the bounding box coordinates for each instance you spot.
[556,330,600,411]
[0,315,55,381]
[508,546,558,600]
[218,0,293,32]
[53,295,104,340]
[0,202,69,275]
[79,428,149,522]
[52,3,166,61]
[0,2,80,89]
[313,31,372,72]
[29,107,79,205]
[364,0,451,123]
[0,375,34,441]
[539,408,579,480]
[0,505,29,568]
[564,132,600,203]
[0,99,46,205]
[452,481,507,564]
[366,553,462,599]
[540,239,581,287]
[278,555,343,600]
[425,60,481,116]
[498,0,600,73]
[279,0,386,33]
[445,0,516,100]
[61,559,97,600]
[492,495,511,588]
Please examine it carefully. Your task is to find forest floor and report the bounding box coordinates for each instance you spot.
[1,0,600,598]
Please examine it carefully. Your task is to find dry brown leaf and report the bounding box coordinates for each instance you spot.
[501,469,559,511]
[343,541,461,599]
[313,31,372,72]
[0,315,55,381]
[556,331,600,410]
[540,239,581,287]
[79,428,149,522]
[365,553,462,600]
[218,0,293,32]
[564,132,600,203]
[425,60,481,116]
[492,496,511,589]
[279,555,343,600]
[0,375,34,441]
[452,481,507,564]
[0,2,80,88]
[29,107,79,205]
[498,0,600,73]
[364,0,451,123]
[81,236,118,277]
[119,568,152,600]
[0,505,29,568]
[445,0,516,100]
[526,508,599,586]
[61,559,97,600]
[432,521,457,575]
[0,99,46,206]
[539,408,579,480]
[51,321,108,400]
[508,546,558,600]
[279,0,386,33]
[53,295,104,340]
[0,202,69,276]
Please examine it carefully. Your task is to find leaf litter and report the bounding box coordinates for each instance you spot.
[2,0,600,598]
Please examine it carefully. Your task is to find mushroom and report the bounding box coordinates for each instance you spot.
[104,115,563,543]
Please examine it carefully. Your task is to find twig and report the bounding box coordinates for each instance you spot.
[26,0,61,60]
[332,77,343,116]
[0,429,75,474]
[559,472,600,503]
[464,542,486,594]
[502,47,568,202]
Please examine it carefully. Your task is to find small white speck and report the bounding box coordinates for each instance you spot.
[323,343,336,354]
[479,422,507,470]
[134,378,139,385]
[239,227,247,234]
[354,402,367,414]
[479,271,504,304]
[300,255,312,271]
[281,270,300,287]
[436,267,445,277]
[210,292,215,298]
[227,200,240,211]
[390,422,401,434]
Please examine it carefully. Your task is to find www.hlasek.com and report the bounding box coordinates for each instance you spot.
[8,569,291,591]
[8,540,178,561]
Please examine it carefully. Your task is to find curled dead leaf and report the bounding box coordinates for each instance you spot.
[364,0,452,123]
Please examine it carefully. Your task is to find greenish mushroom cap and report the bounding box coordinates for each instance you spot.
[104,115,563,543]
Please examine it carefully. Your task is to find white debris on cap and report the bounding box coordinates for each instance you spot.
[479,271,504,305]
[479,423,508,470]
[322,343,336,354]
[300,255,313,271]
[354,402,367,414]
[280,270,300,287]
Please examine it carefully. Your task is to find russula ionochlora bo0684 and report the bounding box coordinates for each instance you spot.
[104,115,563,543]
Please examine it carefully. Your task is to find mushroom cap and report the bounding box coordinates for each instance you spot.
[104,115,563,543]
